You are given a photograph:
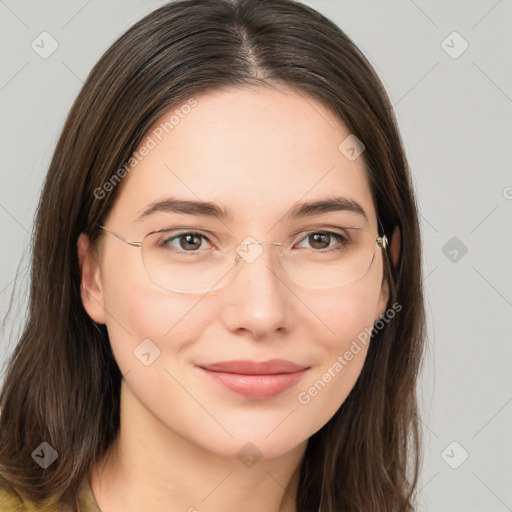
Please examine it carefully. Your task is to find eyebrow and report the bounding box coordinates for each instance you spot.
[135,196,368,224]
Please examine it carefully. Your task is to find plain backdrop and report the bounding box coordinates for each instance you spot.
[1,1,511,511]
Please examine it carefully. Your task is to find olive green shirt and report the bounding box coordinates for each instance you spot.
[0,476,101,511]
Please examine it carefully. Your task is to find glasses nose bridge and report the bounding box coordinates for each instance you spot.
[234,239,284,262]
[229,240,289,293]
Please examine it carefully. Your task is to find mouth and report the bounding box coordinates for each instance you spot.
[195,359,310,400]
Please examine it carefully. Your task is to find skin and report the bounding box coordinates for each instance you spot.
[78,85,400,512]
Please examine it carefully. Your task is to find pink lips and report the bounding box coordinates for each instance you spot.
[197,359,309,400]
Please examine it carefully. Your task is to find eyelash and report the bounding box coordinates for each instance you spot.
[158,229,352,253]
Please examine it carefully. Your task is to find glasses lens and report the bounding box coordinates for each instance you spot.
[280,228,377,289]
[141,227,379,293]
[141,229,238,293]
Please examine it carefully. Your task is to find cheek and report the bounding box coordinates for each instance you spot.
[295,279,382,428]
[100,254,216,377]
[308,271,382,348]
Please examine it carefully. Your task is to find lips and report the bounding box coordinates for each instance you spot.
[196,359,310,400]
[198,359,308,375]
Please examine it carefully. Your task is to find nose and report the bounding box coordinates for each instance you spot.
[219,241,293,338]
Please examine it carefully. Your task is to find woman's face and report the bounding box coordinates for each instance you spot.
[80,85,390,461]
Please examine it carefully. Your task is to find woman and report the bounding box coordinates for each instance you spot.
[0,0,425,510]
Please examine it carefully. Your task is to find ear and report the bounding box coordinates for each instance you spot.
[77,233,107,324]
[374,225,400,321]
[388,225,401,268]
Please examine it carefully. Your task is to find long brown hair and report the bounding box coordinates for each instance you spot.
[0,0,426,510]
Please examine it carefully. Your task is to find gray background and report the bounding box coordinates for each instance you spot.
[1,1,511,510]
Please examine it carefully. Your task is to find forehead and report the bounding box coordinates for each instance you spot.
[108,85,376,229]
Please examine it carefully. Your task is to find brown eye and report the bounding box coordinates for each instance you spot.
[296,231,348,251]
[308,232,331,250]
[160,232,212,252]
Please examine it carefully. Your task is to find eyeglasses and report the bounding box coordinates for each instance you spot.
[96,223,388,294]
